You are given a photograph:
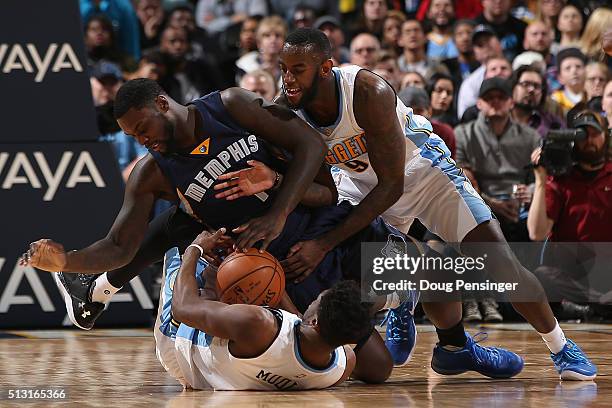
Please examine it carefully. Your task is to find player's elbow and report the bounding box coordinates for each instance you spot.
[171,292,195,327]
[171,294,187,323]
[296,132,327,160]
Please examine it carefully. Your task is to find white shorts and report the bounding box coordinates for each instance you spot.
[333,141,493,243]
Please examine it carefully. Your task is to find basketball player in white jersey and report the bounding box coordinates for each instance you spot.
[156,228,386,390]
[215,28,596,380]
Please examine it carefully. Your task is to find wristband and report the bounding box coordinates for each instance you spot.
[272,171,281,190]
[186,244,204,259]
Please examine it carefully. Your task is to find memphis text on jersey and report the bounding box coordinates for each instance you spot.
[184,135,258,202]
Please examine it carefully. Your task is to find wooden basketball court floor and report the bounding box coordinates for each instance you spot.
[1,323,610,407]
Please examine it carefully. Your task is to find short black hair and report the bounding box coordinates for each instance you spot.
[113,78,164,119]
[284,28,332,60]
[317,281,373,348]
[556,47,586,72]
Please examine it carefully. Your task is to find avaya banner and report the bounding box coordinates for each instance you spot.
[0,142,155,328]
[0,0,98,142]
[0,1,151,328]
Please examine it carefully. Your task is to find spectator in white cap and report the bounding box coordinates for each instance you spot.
[512,51,545,72]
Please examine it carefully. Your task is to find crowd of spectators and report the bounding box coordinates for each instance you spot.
[81,0,612,322]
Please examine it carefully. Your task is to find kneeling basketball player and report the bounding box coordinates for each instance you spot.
[156,228,384,390]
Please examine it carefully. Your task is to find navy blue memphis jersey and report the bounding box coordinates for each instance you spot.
[151,91,280,230]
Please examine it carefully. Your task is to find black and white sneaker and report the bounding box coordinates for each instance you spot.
[54,272,106,330]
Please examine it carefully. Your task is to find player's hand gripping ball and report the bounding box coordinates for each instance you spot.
[216,249,285,307]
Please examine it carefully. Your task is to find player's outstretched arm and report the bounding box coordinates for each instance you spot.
[220,88,328,250]
[172,230,278,355]
[20,156,173,273]
[313,71,405,253]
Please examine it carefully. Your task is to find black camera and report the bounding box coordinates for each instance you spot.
[540,127,587,176]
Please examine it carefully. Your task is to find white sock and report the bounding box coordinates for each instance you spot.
[383,292,401,310]
[91,273,121,304]
[538,320,567,354]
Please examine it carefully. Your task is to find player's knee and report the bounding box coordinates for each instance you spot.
[352,345,393,384]
[359,359,393,384]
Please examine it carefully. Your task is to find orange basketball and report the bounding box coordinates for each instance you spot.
[217,248,285,307]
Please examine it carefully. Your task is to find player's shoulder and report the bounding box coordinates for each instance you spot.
[126,153,169,194]
[353,69,396,123]
[354,69,394,99]
[129,153,159,182]
[219,87,252,108]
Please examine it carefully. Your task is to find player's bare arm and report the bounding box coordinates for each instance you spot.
[220,88,328,250]
[214,160,338,207]
[20,155,176,273]
[284,71,406,280]
[171,229,279,358]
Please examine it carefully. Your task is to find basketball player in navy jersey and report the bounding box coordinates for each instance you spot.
[155,228,392,389]
[215,28,596,380]
[19,79,342,328]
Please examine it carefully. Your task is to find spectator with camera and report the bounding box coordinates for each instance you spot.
[528,111,612,242]
[528,111,612,319]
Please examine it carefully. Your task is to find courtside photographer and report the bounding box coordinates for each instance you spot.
[528,110,612,320]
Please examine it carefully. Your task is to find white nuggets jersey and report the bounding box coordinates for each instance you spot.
[155,248,348,391]
[294,65,491,241]
[294,65,432,186]
[174,309,347,391]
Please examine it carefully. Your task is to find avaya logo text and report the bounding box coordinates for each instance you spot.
[0,151,106,201]
[0,43,83,82]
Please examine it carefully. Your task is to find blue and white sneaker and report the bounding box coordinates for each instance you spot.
[384,290,419,367]
[551,339,597,380]
[431,332,524,378]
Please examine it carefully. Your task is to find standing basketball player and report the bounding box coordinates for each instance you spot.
[155,228,374,390]
[220,29,596,380]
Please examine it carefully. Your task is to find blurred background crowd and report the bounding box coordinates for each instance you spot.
[81,0,612,324]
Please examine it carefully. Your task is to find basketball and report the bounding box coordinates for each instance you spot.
[217,248,285,307]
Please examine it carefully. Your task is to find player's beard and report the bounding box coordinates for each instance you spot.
[286,73,321,110]
[160,118,177,156]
